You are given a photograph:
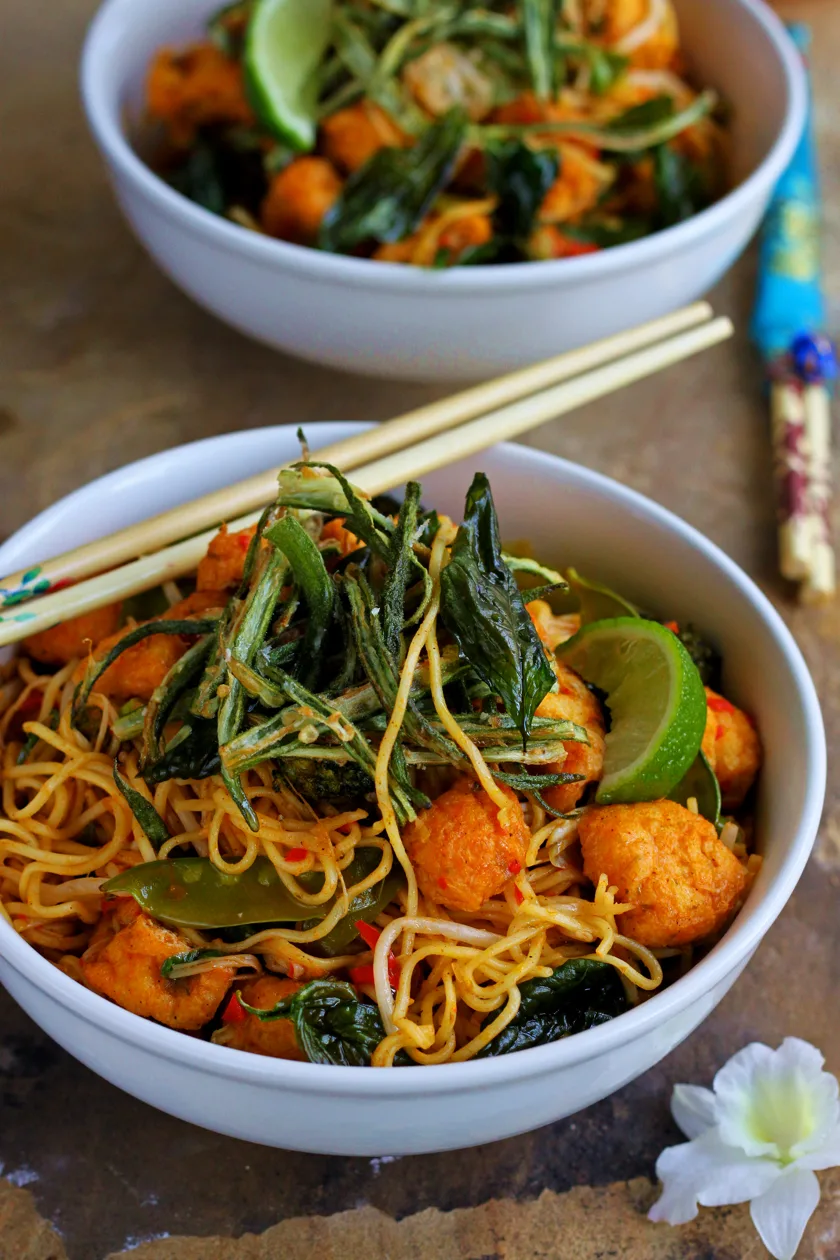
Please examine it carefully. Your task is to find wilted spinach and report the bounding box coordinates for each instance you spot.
[319,108,468,253]
[477,957,627,1057]
[485,140,559,242]
[278,758,374,811]
[675,624,722,690]
[440,473,554,740]
[240,978,393,1066]
[654,144,712,228]
[143,718,222,784]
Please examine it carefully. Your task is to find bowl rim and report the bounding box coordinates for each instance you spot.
[0,426,826,1095]
[79,0,808,296]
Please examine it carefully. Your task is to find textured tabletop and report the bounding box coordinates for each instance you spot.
[2,2,840,1257]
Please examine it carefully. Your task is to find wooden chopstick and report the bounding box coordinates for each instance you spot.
[0,314,732,648]
[0,302,713,610]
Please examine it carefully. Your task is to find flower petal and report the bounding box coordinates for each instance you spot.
[713,1042,783,1157]
[794,1125,840,1171]
[649,1130,781,1226]
[714,1038,840,1160]
[749,1166,820,1260]
[671,1084,718,1139]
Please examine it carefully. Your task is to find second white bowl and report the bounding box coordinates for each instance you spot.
[80,0,806,380]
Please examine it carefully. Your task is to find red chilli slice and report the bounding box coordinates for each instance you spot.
[353,921,400,987]
[508,860,522,875]
[707,695,736,715]
[221,993,246,1024]
[355,920,381,950]
[348,965,376,987]
[284,847,308,862]
[663,620,680,634]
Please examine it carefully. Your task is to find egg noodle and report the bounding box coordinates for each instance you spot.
[0,519,668,1067]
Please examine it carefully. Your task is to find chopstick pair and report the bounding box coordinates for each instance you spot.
[0,302,733,648]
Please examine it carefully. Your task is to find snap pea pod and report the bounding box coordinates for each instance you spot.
[103,849,402,932]
[309,864,405,957]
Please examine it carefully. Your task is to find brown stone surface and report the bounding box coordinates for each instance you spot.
[2,1,840,1259]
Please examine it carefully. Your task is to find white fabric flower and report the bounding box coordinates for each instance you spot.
[649,1038,840,1259]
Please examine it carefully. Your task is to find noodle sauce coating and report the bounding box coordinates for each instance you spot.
[578,800,748,948]
[80,900,238,1031]
[403,776,529,914]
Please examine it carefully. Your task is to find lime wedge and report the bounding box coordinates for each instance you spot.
[558,617,707,804]
[244,0,333,151]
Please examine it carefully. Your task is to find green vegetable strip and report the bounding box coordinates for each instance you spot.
[218,546,291,830]
[220,660,417,824]
[142,634,214,767]
[330,9,426,134]
[192,504,278,723]
[113,758,170,850]
[522,0,558,100]
[345,575,460,764]
[381,481,422,658]
[278,465,393,556]
[264,514,334,687]
[160,948,223,980]
[71,618,219,724]
[478,90,717,153]
[17,709,58,765]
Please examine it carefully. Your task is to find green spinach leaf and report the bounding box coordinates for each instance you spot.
[674,623,722,690]
[143,718,222,784]
[654,143,712,228]
[440,473,554,739]
[485,139,559,242]
[478,957,627,1056]
[167,140,227,215]
[240,978,392,1066]
[319,108,468,253]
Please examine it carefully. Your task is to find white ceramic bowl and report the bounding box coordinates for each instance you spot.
[80,0,806,381]
[0,426,825,1154]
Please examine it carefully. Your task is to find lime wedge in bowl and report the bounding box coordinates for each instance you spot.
[558,617,707,804]
[244,0,333,151]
